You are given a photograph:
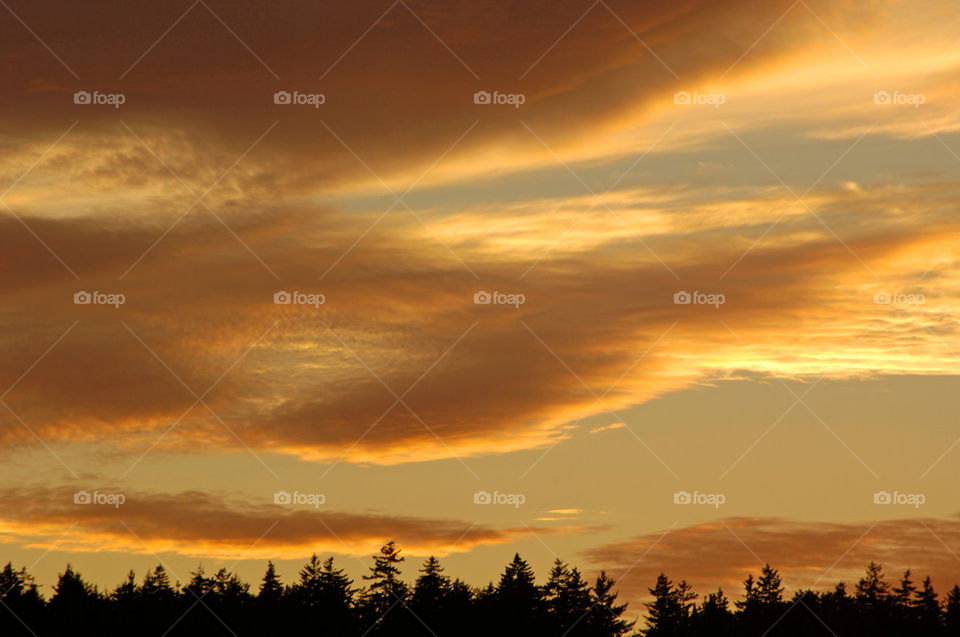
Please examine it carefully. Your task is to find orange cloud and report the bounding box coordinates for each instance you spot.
[0,0,904,198]
[1,177,959,466]
[0,486,584,560]
[1,0,959,471]
[583,515,960,609]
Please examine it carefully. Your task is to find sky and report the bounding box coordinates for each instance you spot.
[3,0,960,621]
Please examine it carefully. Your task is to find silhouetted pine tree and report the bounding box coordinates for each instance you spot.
[891,568,918,631]
[945,585,960,635]
[894,569,917,607]
[543,559,592,636]
[259,562,283,602]
[749,564,786,635]
[179,566,219,635]
[736,573,757,612]
[361,541,409,635]
[856,561,893,635]
[144,564,183,636]
[494,553,543,637]
[412,556,450,609]
[142,564,176,603]
[255,562,285,637]
[734,572,762,635]
[183,566,216,599]
[47,564,102,633]
[691,588,733,637]
[319,557,357,635]
[289,554,324,609]
[817,581,854,636]
[286,555,356,635]
[109,570,140,635]
[856,561,891,608]
[916,576,942,634]
[586,570,634,637]
[756,564,784,606]
[643,573,689,636]
[210,568,251,631]
[0,562,44,636]
[410,556,452,635]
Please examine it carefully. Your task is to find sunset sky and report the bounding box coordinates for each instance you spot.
[3,0,960,620]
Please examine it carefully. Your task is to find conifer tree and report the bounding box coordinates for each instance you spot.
[363,541,407,607]
[258,561,283,603]
[494,553,543,637]
[412,555,451,610]
[0,563,43,636]
[916,576,941,632]
[644,573,688,636]
[587,570,634,637]
[756,564,784,606]
[856,561,890,608]
[944,584,960,634]
[692,588,733,636]
[142,564,175,600]
[543,560,591,635]
[361,541,408,634]
[893,569,917,608]
[319,557,356,613]
[112,570,139,604]
[48,564,102,628]
[736,573,757,611]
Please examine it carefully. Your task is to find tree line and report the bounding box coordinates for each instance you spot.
[5,544,957,637]
[643,561,960,636]
[0,541,632,636]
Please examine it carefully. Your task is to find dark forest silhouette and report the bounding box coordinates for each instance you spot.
[2,543,958,637]
[642,561,960,637]
[0,541,631,637]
